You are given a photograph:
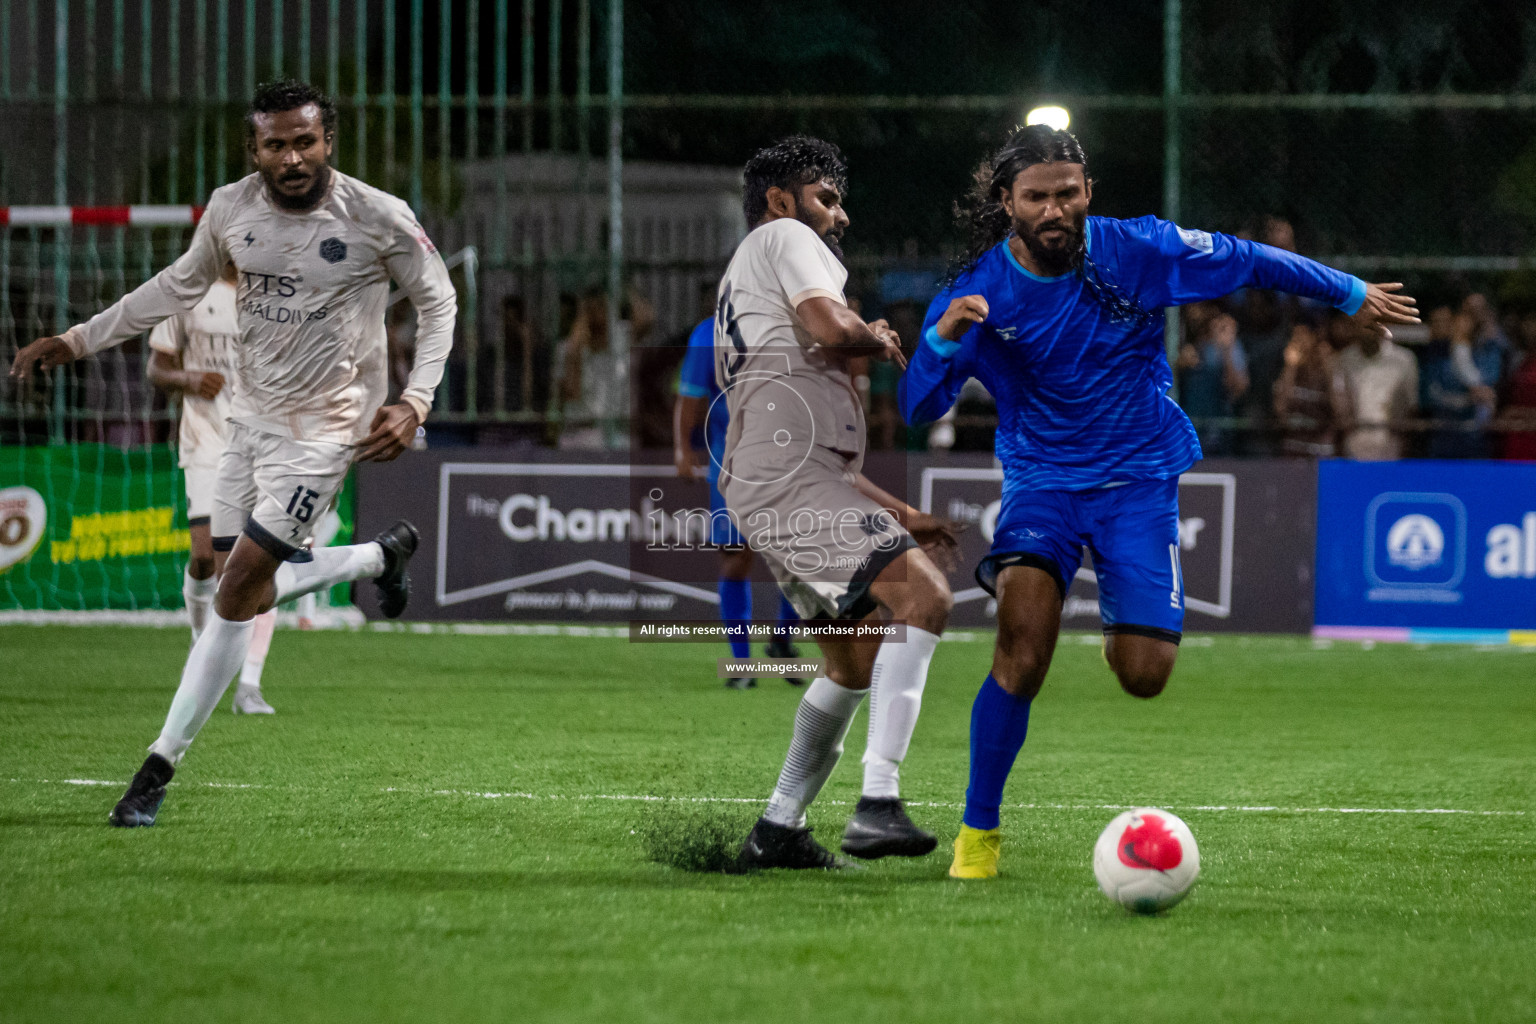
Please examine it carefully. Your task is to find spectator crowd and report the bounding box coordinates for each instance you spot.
[398,214,1536,463]
[1174,218,1536,462]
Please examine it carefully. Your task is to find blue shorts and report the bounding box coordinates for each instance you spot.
[977,477,1184,643]
[708,470,744,547]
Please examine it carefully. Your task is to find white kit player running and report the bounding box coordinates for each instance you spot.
[148,262,279,715]
[720,137,960,870]
[10,80,456,828]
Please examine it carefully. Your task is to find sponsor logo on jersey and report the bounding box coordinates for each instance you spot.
[411,223,437,255]
[241,300,329,324]
[318,237,348,263]
[1176,226,1214,253]
[241,270,301,298]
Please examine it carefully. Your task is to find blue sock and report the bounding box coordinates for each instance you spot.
[773,593,797,641]
[962,675,1032,831]
[719,578,752,659]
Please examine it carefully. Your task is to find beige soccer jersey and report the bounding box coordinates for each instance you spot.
[149,279,239,468]
[714,217,866,480]
[63,171,456,445]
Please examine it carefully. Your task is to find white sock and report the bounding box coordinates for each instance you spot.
[861,626,942,799]
[296,591,317,621]
[240,609,277,689]
[183,568,217,643]
[148,611,254,764]
[272,543,385,605]
[763,677,868,828]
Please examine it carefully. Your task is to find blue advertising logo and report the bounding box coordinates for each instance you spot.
[1316,460,1536,634]
[1365,492,1465,601]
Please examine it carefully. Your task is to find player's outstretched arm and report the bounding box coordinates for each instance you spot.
[1351,282,1421,341]
[28,198,231,374]
[9,336,77,380]
[1149,220,1415,329]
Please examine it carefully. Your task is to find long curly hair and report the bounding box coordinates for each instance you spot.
[948,125,1153,326]
[741,136,849,228]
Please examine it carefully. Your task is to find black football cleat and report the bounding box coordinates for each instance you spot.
[372,520,420,619]
[737,817,843,870]
[765,637,805,686]
[109,753,174,828]
[724,676,757,690]
[840,796,939,859]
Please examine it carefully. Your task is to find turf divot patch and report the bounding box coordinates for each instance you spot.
[636,804,759,874]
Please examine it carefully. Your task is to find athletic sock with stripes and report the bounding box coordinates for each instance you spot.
[763,677,867,828]
[861,625,941,798]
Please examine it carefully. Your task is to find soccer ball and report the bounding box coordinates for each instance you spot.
[1092,808,1200,914]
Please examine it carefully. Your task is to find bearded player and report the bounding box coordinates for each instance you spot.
[720,137,959,869]
[900,125,1418,879]
[10,79,457,827]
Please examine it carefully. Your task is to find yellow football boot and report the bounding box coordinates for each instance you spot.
[948,824,1002,879]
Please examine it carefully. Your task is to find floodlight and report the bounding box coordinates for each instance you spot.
[1025,105,1071,131]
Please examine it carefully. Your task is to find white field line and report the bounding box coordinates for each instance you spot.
[10,778,1526,817]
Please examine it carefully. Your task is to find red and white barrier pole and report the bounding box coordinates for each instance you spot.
[0,206,205,228]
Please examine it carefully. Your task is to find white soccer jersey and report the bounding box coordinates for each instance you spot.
[714,217,866,476]
[63,170,456,445]
[149,279,240,468]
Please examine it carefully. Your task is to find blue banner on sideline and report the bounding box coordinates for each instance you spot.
[1316,460,1536,633]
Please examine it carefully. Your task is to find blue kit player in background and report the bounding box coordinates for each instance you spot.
[674,288,803,690]
[900,125,1420,880]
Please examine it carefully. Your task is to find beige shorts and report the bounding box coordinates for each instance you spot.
[721,443,914,621]
[210,421,353,558]
[183,461,220,523]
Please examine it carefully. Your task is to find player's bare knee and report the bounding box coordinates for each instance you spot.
[992,659,1046,699]
[1111,654,1174,699]
[902,555,952,634]
[823,664,870,691]
[214,561,276,618]
[991,641,1049,699]
[187,555,217,580]
[911,577,952,635]
[1116,667,1169,699]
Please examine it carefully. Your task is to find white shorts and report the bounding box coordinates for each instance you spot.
[721,443,915,621]
[183,462,220,523]
[210,421,354,558]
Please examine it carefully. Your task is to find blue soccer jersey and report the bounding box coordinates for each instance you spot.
[900,215,1367,491]
[678,316,742,546]
[678,317,730,483]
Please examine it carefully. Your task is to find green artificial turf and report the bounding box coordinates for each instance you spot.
[1,626,1532,1023]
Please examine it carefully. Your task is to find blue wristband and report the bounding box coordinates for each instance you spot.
[923,324,962,358]
[1337,276,1368,316]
